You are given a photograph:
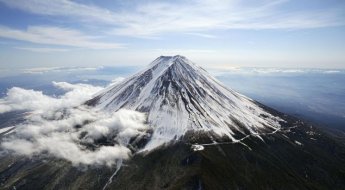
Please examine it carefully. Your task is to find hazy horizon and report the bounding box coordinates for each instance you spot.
[1,64,344,132]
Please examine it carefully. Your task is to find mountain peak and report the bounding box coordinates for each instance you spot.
[86,56,282,150]
[149,55,192,68]
[157,55,187,60]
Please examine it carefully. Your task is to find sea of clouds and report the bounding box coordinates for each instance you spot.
[0,80,150,167]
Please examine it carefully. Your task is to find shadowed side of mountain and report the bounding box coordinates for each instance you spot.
[108,112,345,190]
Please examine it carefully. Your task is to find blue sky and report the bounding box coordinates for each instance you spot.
[0,0,344,70]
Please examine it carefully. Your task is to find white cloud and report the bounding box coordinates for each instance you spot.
[323,70,341,74]
[0,81,103,114]
[0,0,343,38]
[22,66,102,74]
[0,81,149,166]
[109,0,344,37]
[185,32,217,39]
[15,47,69,53]
[0,0,121,24]
[0,26,124,49]
[22,67,62,74]
[151,48,216,54]
[1,108,148,166]
[208,67,344,76]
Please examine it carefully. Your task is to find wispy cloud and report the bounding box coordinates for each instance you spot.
[185,32,217,39]
[115,0,344,37]
[0,26,124,49]
[0,0,343,38]
[208,67,345,76]
[22,66,102,74]
[15,47,69,53]
[0,0,121,24]
[151,48,216,54]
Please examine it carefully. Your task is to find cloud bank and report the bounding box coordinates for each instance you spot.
[0,81,103,114]
[208,67,345,76]
[0,81,149,166]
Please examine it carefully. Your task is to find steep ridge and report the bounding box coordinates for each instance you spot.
[86,55,282,150]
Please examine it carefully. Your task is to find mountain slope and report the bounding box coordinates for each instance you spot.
[1,112,344,190]
[86,55,282,150]
[110,116,345,190]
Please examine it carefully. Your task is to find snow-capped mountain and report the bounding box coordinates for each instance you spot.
[1,55,345,190]
[86,55,282,150]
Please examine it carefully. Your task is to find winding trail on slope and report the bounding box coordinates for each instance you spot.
[102,159,123,190]
[191,125,299,150]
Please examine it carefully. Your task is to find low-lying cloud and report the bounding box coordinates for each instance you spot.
[0,81,149,167]
[0,81,102,114]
